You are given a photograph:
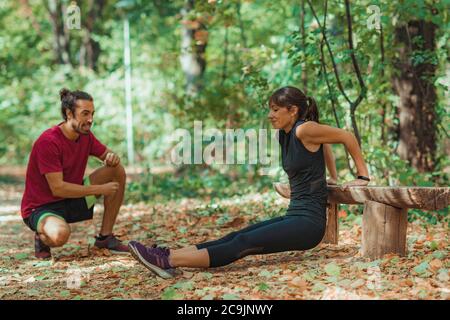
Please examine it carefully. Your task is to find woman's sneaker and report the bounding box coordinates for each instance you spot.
[128,241,176,279]
[35,233,51,259]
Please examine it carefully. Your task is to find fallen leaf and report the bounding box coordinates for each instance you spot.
[437,270,449,282]
[60,290,71,298]
[312,282,326,292]
[402,279,414,287]
[222,293,240,300]
[338,210,347,219]
[225,217,245,228]
[432,250,446,260]
[14,253,28,260]
[428,241,439,251]
[258,270,273,278]
[429,259,443,272]
[257,283,270,291]
[290,277,308,291]
[413,261,430,276]
[351,278,366,289]
[182,271,194,279]
[324,262,341,277]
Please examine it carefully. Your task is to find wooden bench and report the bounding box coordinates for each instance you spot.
[273,183,450,260]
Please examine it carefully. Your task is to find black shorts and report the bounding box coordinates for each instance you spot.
[23,197,95,232]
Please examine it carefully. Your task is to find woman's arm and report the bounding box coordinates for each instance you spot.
[296,122,369,184]
[323,144,338,184]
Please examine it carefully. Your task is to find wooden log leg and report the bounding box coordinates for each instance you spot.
[362,200,408,260]
[322,203,338,244]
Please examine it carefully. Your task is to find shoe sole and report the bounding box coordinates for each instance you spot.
[128,243,174,279]
[35,254,52,259]
[109,249,130,255]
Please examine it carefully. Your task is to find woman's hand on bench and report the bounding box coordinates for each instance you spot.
[342,178,369,189]
[273,182,290,199]
[327,178,337,185]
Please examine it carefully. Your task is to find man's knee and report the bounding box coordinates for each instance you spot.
[40,217,70,247]
[105,164,126,182]
[114,164,126,181]
[47,226,70,247]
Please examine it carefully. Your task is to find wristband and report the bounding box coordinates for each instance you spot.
[357,175,370,181]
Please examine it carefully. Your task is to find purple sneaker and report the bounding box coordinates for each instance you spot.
[128,241,176,279]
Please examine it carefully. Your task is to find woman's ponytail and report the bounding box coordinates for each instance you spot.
[305,96,319,123]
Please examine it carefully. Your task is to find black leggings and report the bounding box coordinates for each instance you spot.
[196,214,326,268]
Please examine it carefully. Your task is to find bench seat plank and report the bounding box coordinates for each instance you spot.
[273,183,449,211]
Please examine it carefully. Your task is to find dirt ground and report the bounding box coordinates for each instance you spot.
[0,179,448,300]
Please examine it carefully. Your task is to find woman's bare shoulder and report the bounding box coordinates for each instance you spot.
[295,120,320,139]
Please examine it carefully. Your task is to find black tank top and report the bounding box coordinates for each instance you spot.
[279,120,328,209]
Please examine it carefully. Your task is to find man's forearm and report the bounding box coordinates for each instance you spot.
[53,181,102,198]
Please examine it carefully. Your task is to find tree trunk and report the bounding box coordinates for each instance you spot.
[46,0,71,65]
[180,0,208,95]
[393,21,437,172]
[236,0,247,47]
[80,0,105,70]
[379,23,388,145]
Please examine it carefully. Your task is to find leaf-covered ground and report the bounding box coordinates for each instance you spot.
[0,181,448,300]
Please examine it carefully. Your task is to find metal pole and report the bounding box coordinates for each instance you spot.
[123,16,134,166]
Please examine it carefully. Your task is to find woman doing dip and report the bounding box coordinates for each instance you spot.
[128,86,370,279]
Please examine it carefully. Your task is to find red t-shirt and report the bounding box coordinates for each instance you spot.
[20,124,107,218]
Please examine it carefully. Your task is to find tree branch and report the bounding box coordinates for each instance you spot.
[221,27,229,85]
[236,0,247,47]
[319,1,355,176]
[344,0,365,92]
[306,0,352,105]
[300,0,307,92]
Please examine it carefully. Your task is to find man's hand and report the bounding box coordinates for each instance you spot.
[104,152,120,167]
[100,182,120,196]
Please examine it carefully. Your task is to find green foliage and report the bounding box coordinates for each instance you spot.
[0,0,447,223]
[126,165,274,203]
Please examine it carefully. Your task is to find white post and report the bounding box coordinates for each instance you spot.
[123,16,134,166]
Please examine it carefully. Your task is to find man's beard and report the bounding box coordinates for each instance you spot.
[72,121,90,135]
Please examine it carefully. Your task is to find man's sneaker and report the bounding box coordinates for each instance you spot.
[128,241,176,279]
[94,234,129,254]
[35,233,51,259]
